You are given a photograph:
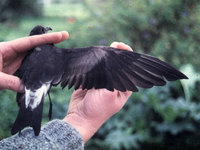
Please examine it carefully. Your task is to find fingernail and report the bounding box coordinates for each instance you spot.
[110,41,119,47]
[61,31,69,39]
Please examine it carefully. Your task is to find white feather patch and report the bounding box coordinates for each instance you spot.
[25,83,50,110]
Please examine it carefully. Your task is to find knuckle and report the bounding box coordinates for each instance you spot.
[7,78,17,90]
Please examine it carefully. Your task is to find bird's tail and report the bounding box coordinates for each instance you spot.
[11,93,44,136]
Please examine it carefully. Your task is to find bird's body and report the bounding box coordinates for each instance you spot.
[11,25,188,136]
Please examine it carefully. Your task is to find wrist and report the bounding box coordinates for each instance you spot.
[63,112,104,143]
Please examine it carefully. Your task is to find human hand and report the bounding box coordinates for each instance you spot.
[63,42,133,143]
[0,31,68,92]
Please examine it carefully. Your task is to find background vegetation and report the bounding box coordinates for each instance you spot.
[0,0,200,149]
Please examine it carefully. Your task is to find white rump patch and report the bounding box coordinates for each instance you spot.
[25,83,50,110]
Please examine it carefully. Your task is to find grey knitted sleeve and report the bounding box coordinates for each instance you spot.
[0,119,84,150]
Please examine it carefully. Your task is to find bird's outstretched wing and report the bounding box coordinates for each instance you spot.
[61,46,188,92]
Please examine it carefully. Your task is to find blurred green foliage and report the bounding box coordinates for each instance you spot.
[0,0,200,149]
[0,0,42,22]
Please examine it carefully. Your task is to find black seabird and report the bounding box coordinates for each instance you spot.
[11,25,188,136]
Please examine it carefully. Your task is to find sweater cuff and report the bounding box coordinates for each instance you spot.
[41,119,84,149]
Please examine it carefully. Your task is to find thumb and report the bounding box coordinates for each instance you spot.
[0,72,25,92]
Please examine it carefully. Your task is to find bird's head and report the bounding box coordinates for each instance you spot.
[29,25,52,36]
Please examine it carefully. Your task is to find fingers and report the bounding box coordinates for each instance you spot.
[0,31,69,54]
[110,42,133,51]
[0,72,24,92]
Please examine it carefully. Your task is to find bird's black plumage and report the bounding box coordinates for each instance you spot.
[11,25,188,136]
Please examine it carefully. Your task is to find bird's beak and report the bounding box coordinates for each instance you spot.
[45,27,52,33]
